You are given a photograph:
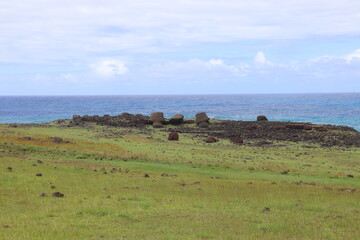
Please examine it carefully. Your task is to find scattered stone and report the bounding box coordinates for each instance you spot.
[271,182,277,184]
[39,192,46,197]
[23,136,32,140]
[169,114,184,125]
[2,225,10,228]
[144,173,150,178]
[7,167,12,172]
[32,164,37,166]
[245,126,257,130]
[152,121,164,128]
[52,192,64,198]
[281,170,289,175]
[293,181,316,186]
[36,173,42,177]
[262,206,271,212]
[195,112,209,124]
[168,132,179,141]
[347,174,354,178]
[286,124,305,130]
[198,122,209,128]
[50,136,63,143]
[106,195,111,199]
[304,126,313,130]
[247,182,253,184]
[205,137,217,143]
[150,112,165,123]
[257,115,268,121]
[229,137,243,144]
[51,186,56,189]
[37,160,43,164]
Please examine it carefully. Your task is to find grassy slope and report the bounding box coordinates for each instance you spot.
[0,123,359,240]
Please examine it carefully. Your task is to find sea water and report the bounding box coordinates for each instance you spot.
[0,93,359,130]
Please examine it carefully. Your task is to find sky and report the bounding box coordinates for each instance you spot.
[1,0,360,95]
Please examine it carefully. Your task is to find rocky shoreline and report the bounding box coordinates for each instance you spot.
[66,112,360,147]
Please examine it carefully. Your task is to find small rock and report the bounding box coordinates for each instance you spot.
[23,136,32,140]
[144,173,150,178]
[7,167,12,172]
[39,192,46,197]
[51,186,56,189]
[32,164,37,166]
[36,173,42,177]
[347,174,354,178]
[262,206,271,212]
[50,136,63,143]
[37,160,43,164]
[168,132,179,141]
[52,192,64,198]
[229,137,243,144]
[205,137,217,143]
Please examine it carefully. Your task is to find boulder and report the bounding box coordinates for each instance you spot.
[198,122,209,128]
[195,112,209,124]
[152,121,164,128]
[168,132,179,141]
[169,114,184,125]
[257,115,268,121]
[205,137,217,143]
[150,112,165,123]
[229,137,244,144]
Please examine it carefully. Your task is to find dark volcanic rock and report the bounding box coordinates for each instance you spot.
[52,192,64,198]
[150,112,165,123]
[36,173,42,177]
[245,126,257,130]
[205,137,217,143]
[50,136,63,143]
[229,137,244,144]
[198,122,209,128]
[286,124,305,130]
[169,114,184,125]
[195,112,209,124]
[168,132,179,141]
[257,115,268,121]
[304,126,313,130]
[39,192,46,197]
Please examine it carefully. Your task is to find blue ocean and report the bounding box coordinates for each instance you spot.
[0,93,359,130]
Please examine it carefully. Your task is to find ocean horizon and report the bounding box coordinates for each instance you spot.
[1,93,360,130]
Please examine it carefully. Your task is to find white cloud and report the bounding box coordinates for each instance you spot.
[310,49,360,64]
[344,49,360,63]
[254,51,266,64]
[1,0,360,64]
[92,60,128,77]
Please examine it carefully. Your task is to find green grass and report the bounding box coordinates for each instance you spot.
[0,123,359,239]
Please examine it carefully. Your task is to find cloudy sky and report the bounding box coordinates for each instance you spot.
[1,0,360,95]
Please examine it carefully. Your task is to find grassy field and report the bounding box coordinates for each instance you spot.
[0,122,359,239]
